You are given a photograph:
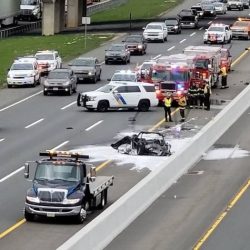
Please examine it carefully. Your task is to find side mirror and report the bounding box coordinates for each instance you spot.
[24,163,30,179]
[90,166,96,182]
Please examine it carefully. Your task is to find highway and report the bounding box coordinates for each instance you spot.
[0,1,250,250]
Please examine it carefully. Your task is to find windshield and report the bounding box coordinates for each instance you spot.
[72,58,95,66]
[97,84,116,93]
[203,5,214,10]
[195,59,209,69]
[36,54,54,60]
[21,0,37,4]
[165,20,178,25]
[208,26,224,32]
[11,63,33,70]
[233,21,248,27]
[146,24,163,30]
[182,16,195,21]
[35,163,81,182]
[170,71,188,81]
[108,45,124,51]
[125,36,142,43]
[152,70,171,81]
[48,72,69,79]
[112,74,136,81]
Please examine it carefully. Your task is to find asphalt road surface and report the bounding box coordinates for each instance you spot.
[0,2,250,250]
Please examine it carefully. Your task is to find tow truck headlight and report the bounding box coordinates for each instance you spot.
[26,196,40,203]
[63,198,81,205]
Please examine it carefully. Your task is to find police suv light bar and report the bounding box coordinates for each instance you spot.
[40,151,89,159]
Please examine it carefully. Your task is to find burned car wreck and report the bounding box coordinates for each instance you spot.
[111,131,171,156]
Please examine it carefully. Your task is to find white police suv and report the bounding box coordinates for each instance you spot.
[77,82,158,112]
[7,57,40,88]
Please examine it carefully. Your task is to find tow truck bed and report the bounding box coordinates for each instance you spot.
[89,176,114,196]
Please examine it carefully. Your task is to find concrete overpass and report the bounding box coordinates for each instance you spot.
[42,0,86,35]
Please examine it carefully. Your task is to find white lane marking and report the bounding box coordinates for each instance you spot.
[85,120,103,131]
[199,27,203,30]
[61,101,76,110]
[0,91,42,112]
[25,118,44,129]
[51,141,69,150]
[0,166,24,183]
[153,54,162,60]
[190,32,196,37]
[167,46,175,51]
[208,21,212,24]
[180,39,186,43]
[0,138,5,142]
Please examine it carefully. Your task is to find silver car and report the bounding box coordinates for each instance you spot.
[105,44,130,65]
[69,57,102,83]
[214,2,227,14]
[43,68,77,96]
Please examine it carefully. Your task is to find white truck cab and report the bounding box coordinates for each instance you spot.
[77,82,158,112]
[7,57,40,88]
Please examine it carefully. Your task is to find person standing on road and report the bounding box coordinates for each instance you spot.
[198,84,205,109]
[163,92,173,122]
[188,83,197,109]
[220,66,228,89]
[204,81,212,110]
[178,94,187,122]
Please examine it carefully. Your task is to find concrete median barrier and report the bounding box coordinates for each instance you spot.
[58,85,250,250]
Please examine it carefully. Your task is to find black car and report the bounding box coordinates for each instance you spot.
[122,34,147,55]
[105,44,130,64]
[178,9,198,19]
[165,18,181,34]
[180,14,198,28]
[202,4,217,17]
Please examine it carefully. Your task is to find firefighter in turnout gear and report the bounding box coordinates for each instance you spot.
[163,92,173,122]
[198,84,205,109]
[220,66,228,89]
[204,82,212,110]
[188,83,197,109]
[178,94,187,122]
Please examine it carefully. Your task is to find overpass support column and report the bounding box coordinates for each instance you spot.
[67,0,83,28]
[42,0,65,35]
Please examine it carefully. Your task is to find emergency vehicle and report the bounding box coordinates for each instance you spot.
[136,60,156,82]
[203,23,232,44]
[24,151,114,223]
[183,46,222,87]
[220,47,232,72]
[108,70,141,83]
[35,50,62,75]
[231,18,250,40]
[7,56,40,88]
[77,82,158,112]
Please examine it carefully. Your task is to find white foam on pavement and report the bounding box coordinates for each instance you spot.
[203,147,249,160]
[71,137,191,172]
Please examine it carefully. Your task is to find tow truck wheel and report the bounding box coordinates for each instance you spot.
[98,189,107,209]
[75,202,89,224]
[25,211,35,222]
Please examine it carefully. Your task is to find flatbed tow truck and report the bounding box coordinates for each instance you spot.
[24,151,114,223]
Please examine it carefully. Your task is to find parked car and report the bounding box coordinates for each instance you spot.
[165,18,181,34]
[143,22,168,42]
[69,57,101,83]
[105,44,130,64]
[122,34,147,55]
[43,68,77,96]
[214,2,227,14]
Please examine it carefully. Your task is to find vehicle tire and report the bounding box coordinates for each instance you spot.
[137,142,145,155]
[228,36,231,43]
[247,34,250,40]
[37,77,41,85]
[73,84,77,93]
[128,57,130,63]
[105,60,109,65]
[68,86,73,96]
[138,100,150,112]
[75,201,89,224]
[179,29,182,34]
[25,211,35,222]
[98,71,101,81]
[97,100,109,112]
[204,40,207,44]
[43,90,48,96]
[161,37,165,43]
[165,35,168,41]
[7,84,12,88]
[222,38,226,44]
[93,74,97,83]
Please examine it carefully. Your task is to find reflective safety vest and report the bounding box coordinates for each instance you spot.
[164,98,172,107]
[221,67,227,76]
[204,84,212,95]
[178,96,187,107]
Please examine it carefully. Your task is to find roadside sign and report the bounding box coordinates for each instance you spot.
[82,17,91,25]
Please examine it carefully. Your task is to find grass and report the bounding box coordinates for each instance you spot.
[91,0,183,22]
[0,33,113,87]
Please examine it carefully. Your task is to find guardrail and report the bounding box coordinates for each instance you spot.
[0,21,42,39]
[57,82,250,250]
[87,0,128,15]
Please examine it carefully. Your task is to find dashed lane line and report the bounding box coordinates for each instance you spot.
[61,101,76,110]
[167,46,175,51]
[180,39,186,43]
[25,118,44,129]
[190,32,196,37]
[85,120,103,131]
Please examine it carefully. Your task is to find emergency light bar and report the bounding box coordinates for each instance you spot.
[40,151,89,159]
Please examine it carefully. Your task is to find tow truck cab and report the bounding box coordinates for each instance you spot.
[24,151,114,223]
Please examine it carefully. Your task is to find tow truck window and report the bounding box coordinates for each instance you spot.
[35,164,81,182]
[195,59,209,69]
